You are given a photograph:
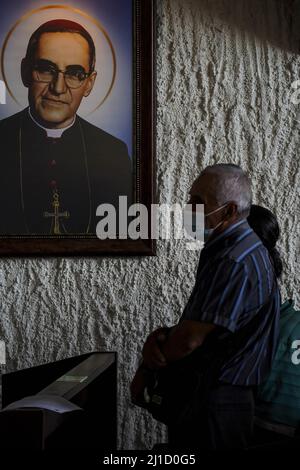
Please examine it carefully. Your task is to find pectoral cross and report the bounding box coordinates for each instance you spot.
[44,189,70,235]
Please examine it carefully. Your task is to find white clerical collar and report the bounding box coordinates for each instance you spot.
[28,108,76,138]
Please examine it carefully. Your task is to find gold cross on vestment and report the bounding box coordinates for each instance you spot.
[44,190,70,235]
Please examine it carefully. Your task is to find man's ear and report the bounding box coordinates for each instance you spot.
[83,71,97,97]
[226,202,238,219]
[21,58,31,88]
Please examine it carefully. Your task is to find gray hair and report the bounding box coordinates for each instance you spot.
[201,163,252,217]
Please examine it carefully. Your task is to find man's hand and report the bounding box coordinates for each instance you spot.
[142,327,170,370]
[130,365,151,404]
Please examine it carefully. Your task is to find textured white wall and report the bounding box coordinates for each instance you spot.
[0,0,300,450]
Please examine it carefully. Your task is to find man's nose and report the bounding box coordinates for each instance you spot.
[50,71,67,95]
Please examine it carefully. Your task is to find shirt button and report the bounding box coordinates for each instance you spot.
[50,159,57,167]
[50,180,57,188]
[46,137,58,144]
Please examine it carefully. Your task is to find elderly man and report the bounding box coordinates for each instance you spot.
[134,163,281,450]
[0,19,131,235]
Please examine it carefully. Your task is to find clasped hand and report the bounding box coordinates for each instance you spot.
[142,327,169,370]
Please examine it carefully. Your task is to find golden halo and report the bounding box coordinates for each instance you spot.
[0,4,116,115]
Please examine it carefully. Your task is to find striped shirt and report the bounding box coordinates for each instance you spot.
[181,218,281,386]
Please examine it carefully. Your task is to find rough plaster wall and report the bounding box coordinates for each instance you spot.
[0,0,300,450]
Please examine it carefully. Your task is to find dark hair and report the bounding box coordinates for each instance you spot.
[247,204,283,278]
[24,19,96,72]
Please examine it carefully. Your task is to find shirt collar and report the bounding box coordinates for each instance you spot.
[28,108,76,138]
[204,218,249,251]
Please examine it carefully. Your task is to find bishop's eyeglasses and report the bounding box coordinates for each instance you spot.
[32,59,92,89]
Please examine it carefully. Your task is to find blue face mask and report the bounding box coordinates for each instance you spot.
[204,203,228,242]
[204,227,215,242]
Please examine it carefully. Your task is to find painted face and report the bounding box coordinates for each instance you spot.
[26,32,96,128]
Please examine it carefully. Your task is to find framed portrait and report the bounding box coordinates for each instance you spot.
[0,0,155,256]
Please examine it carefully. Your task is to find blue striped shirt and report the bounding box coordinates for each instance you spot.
[181,219,281,386]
